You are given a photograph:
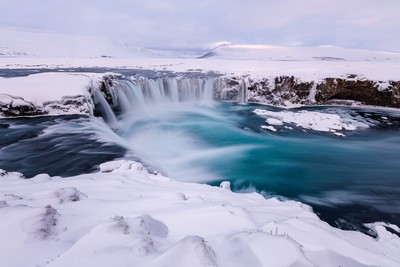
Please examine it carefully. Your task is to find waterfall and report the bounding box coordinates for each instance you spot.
[114,76,217,108]
[92,76,253,124]
[238,79,247,103]
[93,90,118,125]
[91,75,246,124]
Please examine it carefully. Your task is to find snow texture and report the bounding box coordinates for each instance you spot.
[0,160,399,267]
[254,108,368,135]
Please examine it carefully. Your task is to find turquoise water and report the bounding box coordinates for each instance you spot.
[118,102,400,234]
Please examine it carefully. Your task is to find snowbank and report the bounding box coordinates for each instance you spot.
[0,161,399,267]
[0,72,113,117]
[0,72,92,105]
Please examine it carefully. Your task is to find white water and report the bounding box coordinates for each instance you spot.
[93,90,118,125]
[92,76,231,180]
[119,76,216,105]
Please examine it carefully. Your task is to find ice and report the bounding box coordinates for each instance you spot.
[266,118,283,125]
[255,109,363,134]
[261,125,277,132]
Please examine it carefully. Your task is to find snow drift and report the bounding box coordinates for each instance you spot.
[0,161,399,267]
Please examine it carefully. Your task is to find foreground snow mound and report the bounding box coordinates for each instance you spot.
[0,160,399,267]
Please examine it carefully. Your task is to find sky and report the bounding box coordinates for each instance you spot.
[1,0,399,52]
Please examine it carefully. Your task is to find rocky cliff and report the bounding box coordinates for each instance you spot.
[1,73,400,118]
[221,75,400,108]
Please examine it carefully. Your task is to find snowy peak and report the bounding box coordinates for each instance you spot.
[199,43,400,62]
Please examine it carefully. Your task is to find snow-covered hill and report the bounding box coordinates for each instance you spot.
[200,43,400,62]
[3,27,400,62]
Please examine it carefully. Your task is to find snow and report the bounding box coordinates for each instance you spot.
[0,160,399,267]
[219,181,231,190]
[0,27,141,58]
[1,29,400,83]
[254,109,366,134]
[0,72,93,106]
[0,28,204,59]
[2,57,400,84]
[1,28,400,266]
[261,125,278,132]
[203,44,400,62]
[266,118,284,126]
[0,94,14,105]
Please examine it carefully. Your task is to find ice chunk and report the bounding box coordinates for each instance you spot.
[266,118,283,125]
[261,125,277,132]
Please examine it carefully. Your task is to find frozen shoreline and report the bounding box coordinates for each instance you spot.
[1,160,399,267]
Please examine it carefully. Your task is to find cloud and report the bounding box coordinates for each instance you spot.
[0,0,399,51]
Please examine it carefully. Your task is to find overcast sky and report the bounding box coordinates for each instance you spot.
[1,0,399,51]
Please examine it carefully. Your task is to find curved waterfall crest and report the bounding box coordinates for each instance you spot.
[90,74,235,123]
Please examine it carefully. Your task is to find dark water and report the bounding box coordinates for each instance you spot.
[0,115,126,177]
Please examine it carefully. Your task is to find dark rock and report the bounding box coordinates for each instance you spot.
[316,78,400,107]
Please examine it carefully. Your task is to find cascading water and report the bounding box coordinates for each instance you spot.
[103,76,216,108]
[92,76,217,129]
[91,75,227,181]
[88,74,400,235]
[92,89,118,125]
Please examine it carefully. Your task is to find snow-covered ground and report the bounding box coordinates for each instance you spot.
[0,72,107,116]
[1,27,400,266]
[1,160,399,267]
[0,72,92,104]
[201,43,400,62]
[2,28,400,83]
[0,28,205,59]
[2,56,400,83]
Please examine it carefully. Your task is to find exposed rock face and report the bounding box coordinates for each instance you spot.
[0,95,41,116]
[213,77,242,101]
[316,78,400,107]
[222,75,400,108]
[244,76,313,105]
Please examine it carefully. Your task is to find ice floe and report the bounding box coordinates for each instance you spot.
[254,108,370,135]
